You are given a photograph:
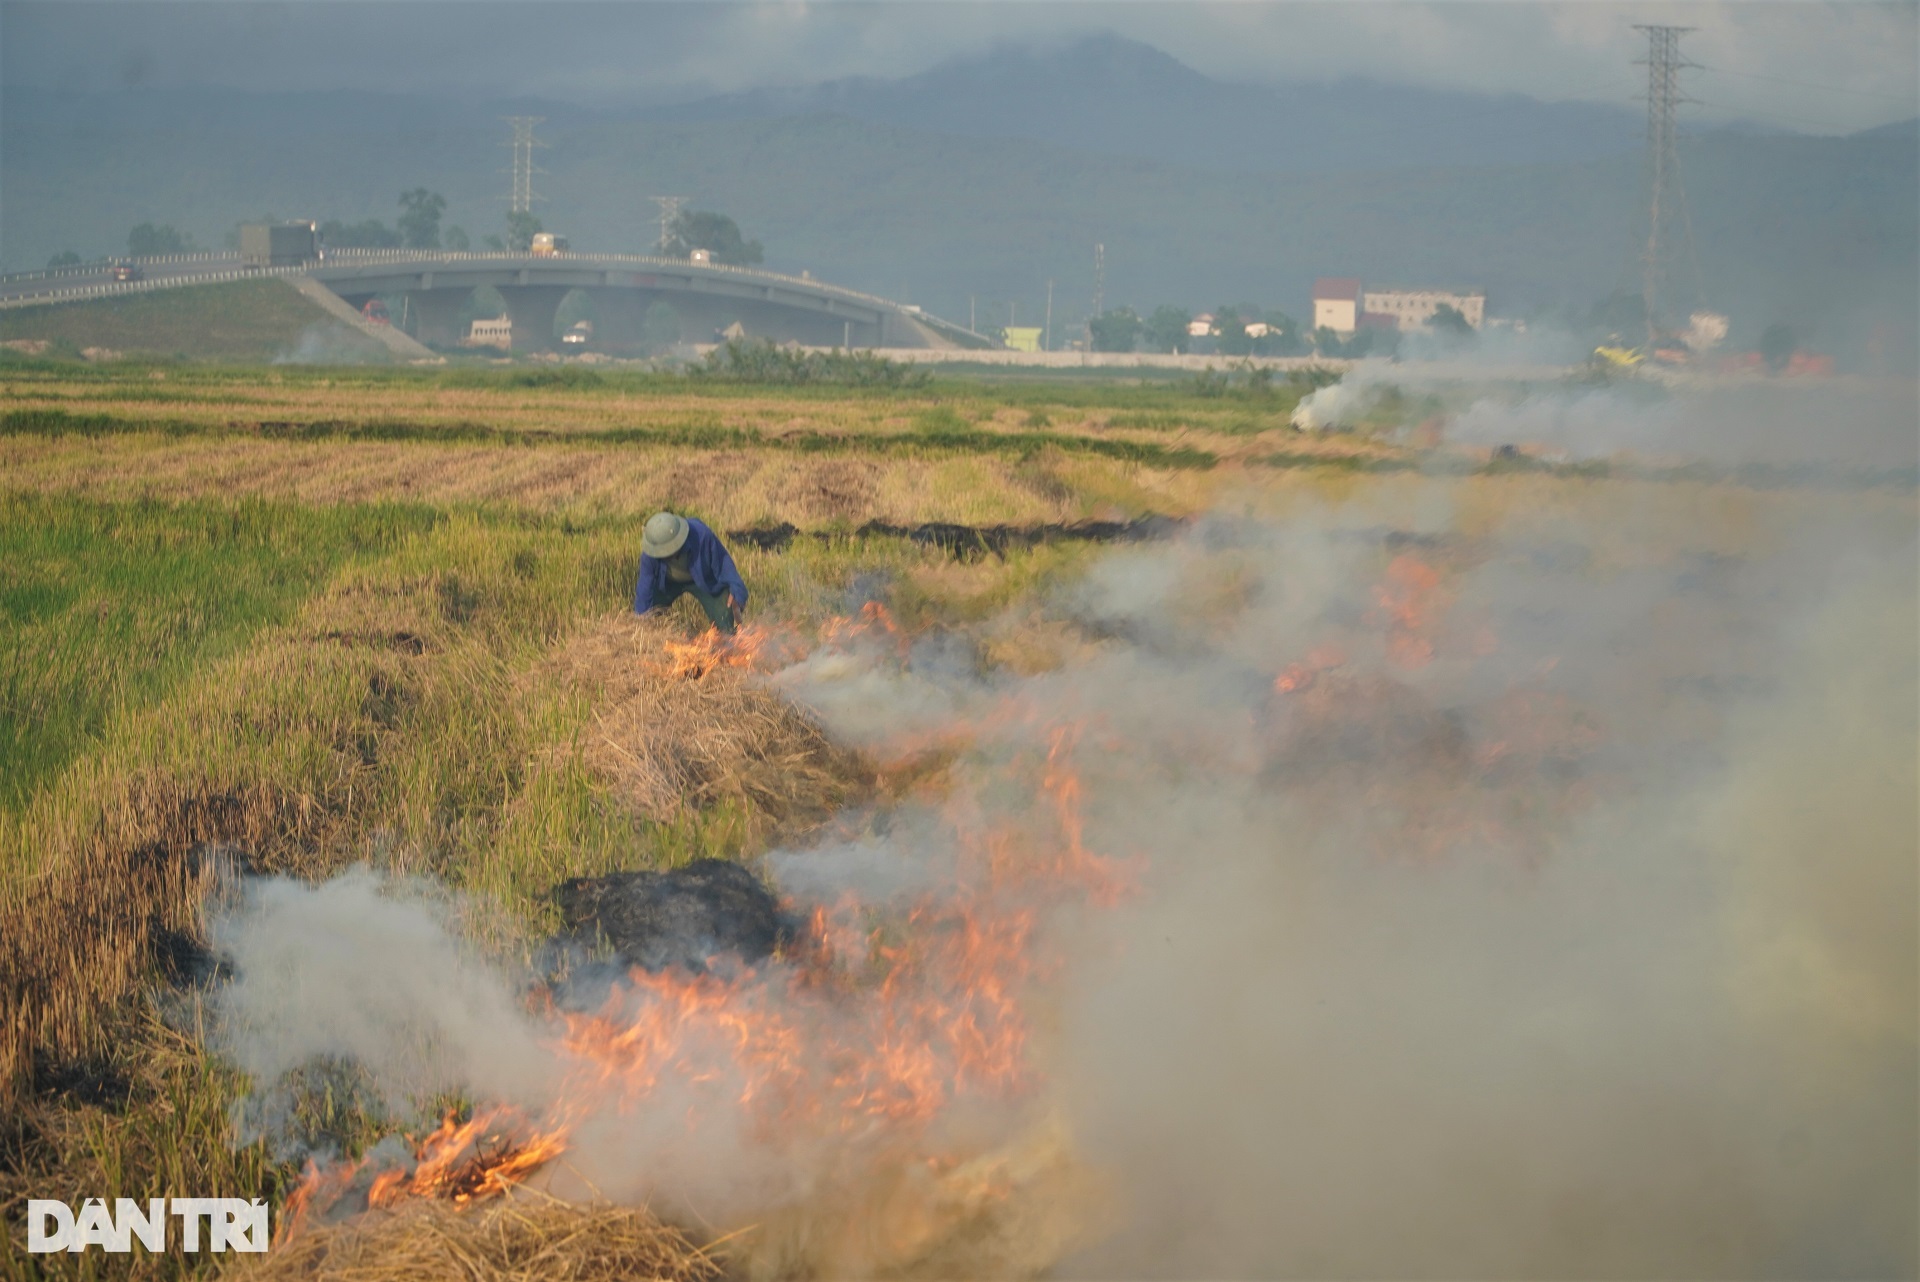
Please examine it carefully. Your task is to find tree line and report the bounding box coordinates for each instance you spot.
[1089,304,1379,358]
[1083,300,1475,357]
[85,196,766,262]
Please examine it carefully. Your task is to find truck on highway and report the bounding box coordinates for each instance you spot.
[241,221,320,268]
[530,233,570,257]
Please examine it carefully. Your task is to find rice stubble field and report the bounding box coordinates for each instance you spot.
[1,357,1914,1280]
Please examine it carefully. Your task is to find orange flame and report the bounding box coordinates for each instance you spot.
[1274,644,1349,694]
[278,683,1134,1240]
[820,601,910,657]
[1374,554,1449,668]
[651,622,798,681]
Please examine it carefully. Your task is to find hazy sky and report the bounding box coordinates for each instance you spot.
[3,1,1915,133]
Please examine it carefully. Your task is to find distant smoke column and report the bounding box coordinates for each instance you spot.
[1634,25,1698,344]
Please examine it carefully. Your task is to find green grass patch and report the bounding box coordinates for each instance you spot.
[1105,410,1188,430]
[0,493,439,811]
[438,365,611,390]
[1253,451,1418,473]
[0,278,389,363]
[0,493,1114,1263]
[2,406,1221,468]
[688,339,933,388]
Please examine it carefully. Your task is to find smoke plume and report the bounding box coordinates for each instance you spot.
[1443,377,1918,470]
[210,392,1916,1277]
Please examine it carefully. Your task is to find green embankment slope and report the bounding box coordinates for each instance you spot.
[0,277,390,362]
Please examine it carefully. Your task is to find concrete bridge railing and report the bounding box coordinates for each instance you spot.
[0,249,999,351]
[0,261,314,309]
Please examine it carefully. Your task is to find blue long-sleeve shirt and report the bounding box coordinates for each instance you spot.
[633,517,749,614]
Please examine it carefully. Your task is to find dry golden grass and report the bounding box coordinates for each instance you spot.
[0,501,1072,1123]
[0,364,1419,490]
[0,376,1299,454]
[0,720,397,1109]
[8,363,1908,1279]
[0,433,1226,525]
[738,1115,1111,1282]
[231,1195,723,1282]
[549,614,869,849]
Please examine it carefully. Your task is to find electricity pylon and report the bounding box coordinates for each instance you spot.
[650,196,687,254]
[1634,25,1698,345]
[502,116,547,214]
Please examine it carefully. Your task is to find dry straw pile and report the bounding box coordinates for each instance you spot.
[236,1196,724,1282]
[0,781,319,1108]
[551,615,868,848]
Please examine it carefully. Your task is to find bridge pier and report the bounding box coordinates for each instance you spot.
[498,285,570,353]
[407,288,470,349]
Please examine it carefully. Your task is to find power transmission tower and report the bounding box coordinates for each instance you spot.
[1634,25,1698,345]
[501,116,547,214]
[1090,243,1105,320]
[650,196,687,254]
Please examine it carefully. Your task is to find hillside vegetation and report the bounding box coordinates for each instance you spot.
[0,278,388,363]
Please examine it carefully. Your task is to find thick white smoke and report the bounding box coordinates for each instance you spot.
[1443,377,1919,469]
[1041,532,1916,1278]
[210,393,1916,1276]
[762,478,1919,1277]
[212,869,551,1119]
[1290,359,1399,431]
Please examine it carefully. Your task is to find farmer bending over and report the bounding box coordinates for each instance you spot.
[633,511,748,634]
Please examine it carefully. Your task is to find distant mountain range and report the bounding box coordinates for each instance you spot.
[652,33,1665,174]
[3,35,1914,362]
[2,35,1731,175]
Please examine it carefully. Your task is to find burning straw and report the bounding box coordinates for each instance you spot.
[219,604,1133,1276]
[213,488,1917,1279]
[550,615,866,841]
[236,1193,722,1282]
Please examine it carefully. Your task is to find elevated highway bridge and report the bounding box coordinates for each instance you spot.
[0,249,992,353]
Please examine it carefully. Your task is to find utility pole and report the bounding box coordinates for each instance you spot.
[1090,243,1105,320]
[650,196,687,254]
[970,295,976,332]
[1044,279,1054,352]
[501,117,547,215]
[1634,25,1696,345]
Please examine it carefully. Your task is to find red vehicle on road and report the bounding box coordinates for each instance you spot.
[361,299,391,325]
[110,262,143,282]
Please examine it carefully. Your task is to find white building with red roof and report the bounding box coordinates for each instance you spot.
[1313,278,1487,335]
[1311,278,1363,335]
